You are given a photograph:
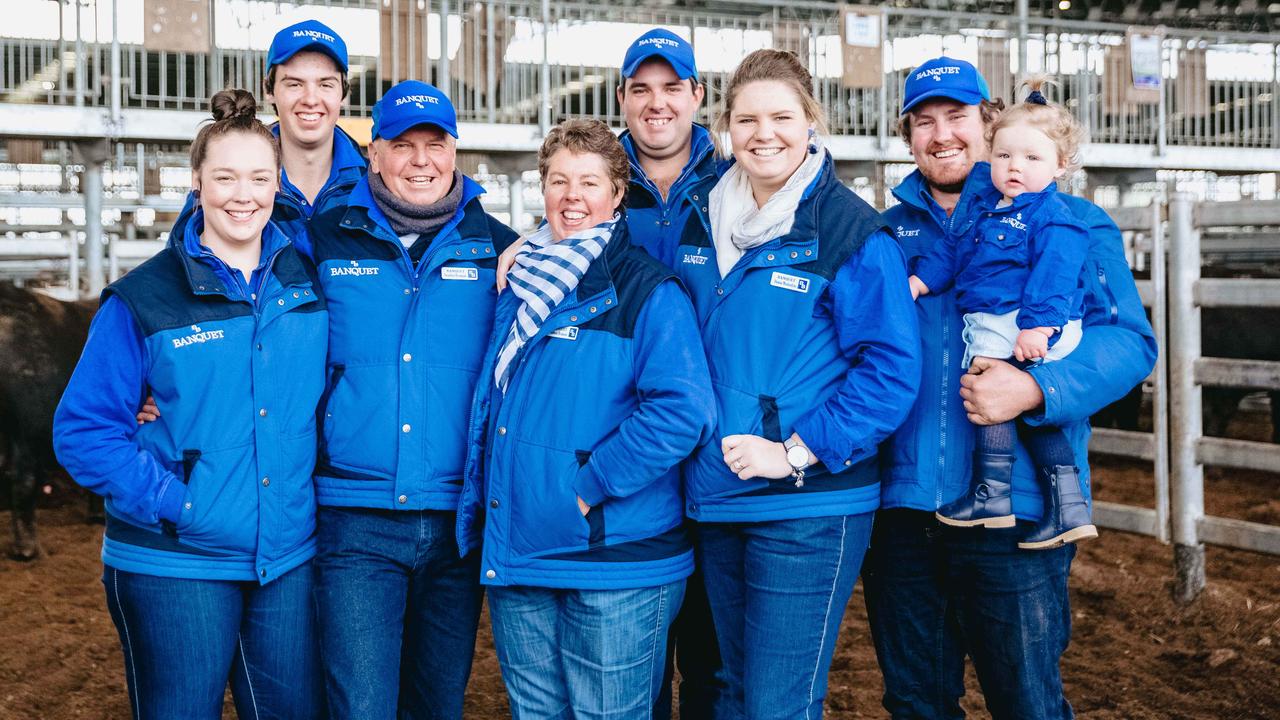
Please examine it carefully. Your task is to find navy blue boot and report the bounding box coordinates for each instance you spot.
[1018,464,1098,550]
[936,453,1016,528]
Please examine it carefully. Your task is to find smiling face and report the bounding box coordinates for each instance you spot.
[192,131,278,251]
[265,51,344,150]
[989,122,1066,200]
[618,58,704,164]
[726,80,813,206]
[369,125,458,206]
[542,149,624,242]
[907,98,989,197]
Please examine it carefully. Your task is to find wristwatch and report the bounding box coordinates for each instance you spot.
[784,437,810,488]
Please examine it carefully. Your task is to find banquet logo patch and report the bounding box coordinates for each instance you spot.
[172,325,225,349]
[329,260,380,277]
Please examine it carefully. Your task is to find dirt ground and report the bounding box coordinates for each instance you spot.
[2,428,1278,718]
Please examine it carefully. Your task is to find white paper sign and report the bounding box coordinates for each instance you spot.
[844,13,879,48]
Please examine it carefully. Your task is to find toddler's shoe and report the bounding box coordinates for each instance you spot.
[936,453,1016,528]
[1018,464,1098,550]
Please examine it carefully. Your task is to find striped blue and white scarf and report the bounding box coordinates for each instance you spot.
[493,214,617,393]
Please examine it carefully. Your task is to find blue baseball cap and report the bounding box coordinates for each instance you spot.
[622,29,698,80]
[372,81,458,140]
[901,56,991,113]
[268,20,348,73]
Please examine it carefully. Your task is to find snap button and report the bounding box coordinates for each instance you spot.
[277,299,285,306]
[805,250,813,256]
[716,288,724,295]
[790,251,798,259]
[259,408,267,417]
[455,250,462,256]
[570,316,578,322]
[257,343,263,351]
[260,569,267,577]
[485,569,496,579]
[404,288,411,295]
[403,353,412,362]
[497,426,507,435]
[485,247,492,254]
[398,494,408,504]
[402,423,411,432]
[605,299,612,305]
[844,459,853,466]
[292,292,300,299]
[490,499,499,508]
[262,477,270,487]
[589,306,597,313]
[304,290,311,295]
[250,293,257,301]
[767,254,775,261]
[184,501,192,510]
[471,248,478,254]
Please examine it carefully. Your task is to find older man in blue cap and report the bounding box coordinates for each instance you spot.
[308,79,517,720]
[863,56,1156,719]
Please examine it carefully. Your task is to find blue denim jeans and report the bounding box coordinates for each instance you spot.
[101,562,325,720]
[697,512,874,720]
[313,507,483,720]
[861,509,1076,720]
[654,564,725,720]
[487,580,685,720]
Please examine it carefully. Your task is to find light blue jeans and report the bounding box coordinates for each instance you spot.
[487,580,686,720]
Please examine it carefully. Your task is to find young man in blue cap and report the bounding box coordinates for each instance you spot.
[263,18,367,251]
[618,28,725,720]
[864,57,1156,718]
[307,79,517,720]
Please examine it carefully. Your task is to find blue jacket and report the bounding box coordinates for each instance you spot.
[54,211,328,583]
[913,183,1088,331]
[675,153,922,522]
[309,175,518,511]
[881,163,1158,519]
[456,221,716,590]
[170,125,367,259]
[621,124,719,268]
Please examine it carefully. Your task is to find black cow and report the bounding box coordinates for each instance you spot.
[1092,306,1280,443]
[0,282,96,559]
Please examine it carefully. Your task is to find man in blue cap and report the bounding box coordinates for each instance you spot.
[263,18,367,250]
[618,28,725,720]
[863,57,1156,718]
[307,79,517,720]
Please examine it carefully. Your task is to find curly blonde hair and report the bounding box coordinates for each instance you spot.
[985,76,1085,171]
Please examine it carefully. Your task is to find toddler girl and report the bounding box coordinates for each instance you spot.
[908,78,1097,549]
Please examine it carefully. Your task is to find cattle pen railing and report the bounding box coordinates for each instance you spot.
[1091,194,1280,603]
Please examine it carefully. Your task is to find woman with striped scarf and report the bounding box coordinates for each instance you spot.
[456,118,716,719]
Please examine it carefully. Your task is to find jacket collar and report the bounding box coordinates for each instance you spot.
[892,161,1002,225]
[341,173,486,244]
[272,123,368,193]
[622,123,717,197]
[173,208,305,296]
[575,211,633,301]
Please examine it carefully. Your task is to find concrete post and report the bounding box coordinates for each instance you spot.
[73,139,110,299]
[1016,0,1029,75]
[440,0,451,95]
[509,173,525,235]
[539,0,550,135]
[1167,192,1205,603]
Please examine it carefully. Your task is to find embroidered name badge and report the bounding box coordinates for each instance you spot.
[682,253,709,265]
[441,266,479,281]
[172,324,225,349]
[549,326,579,341]
[769,272,811,293]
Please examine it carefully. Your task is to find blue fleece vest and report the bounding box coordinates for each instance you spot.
[101,242,327,583]
[456,223,716,590]
[676,155,897,522]
[309,176,518,510]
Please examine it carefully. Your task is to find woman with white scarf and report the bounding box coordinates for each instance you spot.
[455,118,715,720]
[673,50,922,719]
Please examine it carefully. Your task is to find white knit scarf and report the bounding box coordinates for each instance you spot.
[708,139,826,278]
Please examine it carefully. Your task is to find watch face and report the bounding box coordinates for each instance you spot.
[787,445,808,469]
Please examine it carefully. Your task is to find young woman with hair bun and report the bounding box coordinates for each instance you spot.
[53,87,328,719]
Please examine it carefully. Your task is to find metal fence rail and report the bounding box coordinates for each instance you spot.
[2,1,1276,150]
[1089,195,1280,602]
